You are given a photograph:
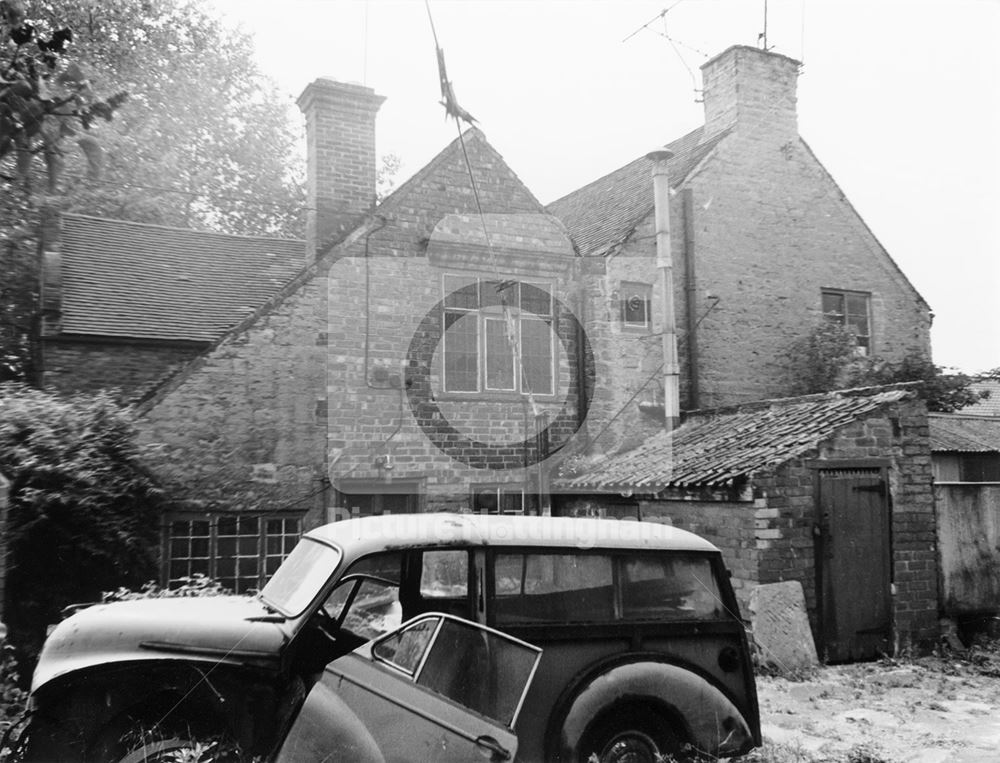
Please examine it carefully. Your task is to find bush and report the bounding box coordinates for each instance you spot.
[0,384,163,666]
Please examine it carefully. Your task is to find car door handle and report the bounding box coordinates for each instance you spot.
[475,734,511,761]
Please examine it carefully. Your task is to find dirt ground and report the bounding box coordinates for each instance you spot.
[748,641,1000,762]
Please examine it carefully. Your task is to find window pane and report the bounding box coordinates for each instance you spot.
[473,486,500,513]
[822,292,845,318]
[418,619,539,726]
[493,554,614,623]
[444,278,478,309]
[520,283,551,317]
[481,280,517,309]
[374,617,437,675]
[499,491,524,515]
[621,283,651,326]
[520,319,553,395]
[444,310,478,391]
[485,318,515,390]
[420,550,468,598]
[621,556,724,620]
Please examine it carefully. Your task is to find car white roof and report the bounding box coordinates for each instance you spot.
[305,513,719,560]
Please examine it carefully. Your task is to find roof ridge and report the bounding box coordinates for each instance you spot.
[685,382,919,419]
[378,126,545,215]
[61,212,305,244]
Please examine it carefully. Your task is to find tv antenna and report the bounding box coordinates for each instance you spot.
[758,0,772,51]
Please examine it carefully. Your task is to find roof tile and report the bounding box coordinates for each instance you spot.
[546,127,727,257]
[59,214,305,342]
[929,413,1000,452]
[558,388,912,490]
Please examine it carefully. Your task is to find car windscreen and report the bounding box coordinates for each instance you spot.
[259,538,341,617]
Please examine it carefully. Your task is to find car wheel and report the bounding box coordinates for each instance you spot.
[111,733,243,763]
[114,736,202,763]
[580,706,685,763]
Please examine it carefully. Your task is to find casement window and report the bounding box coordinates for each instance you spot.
[165,514,302,593]
[620,281,652,330]
[822,289,872,355]
[471,484,540,515]
[442,275,555,395]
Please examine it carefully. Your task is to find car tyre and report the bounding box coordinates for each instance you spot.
[580,705,685,763]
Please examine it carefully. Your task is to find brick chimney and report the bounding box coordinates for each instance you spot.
[297,79,386,258]
[700,45,800,143]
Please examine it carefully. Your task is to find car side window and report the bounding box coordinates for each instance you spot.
[491,551,726,624]
[621,555,723,620]
[373,616,541,728]
[415,550,471,618]
[323,552,403,639]
[493,553,614,624]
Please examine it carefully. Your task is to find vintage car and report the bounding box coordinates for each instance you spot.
[22,513,760,762]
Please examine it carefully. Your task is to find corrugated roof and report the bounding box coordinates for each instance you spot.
[546,127,727,257]
[58,214,305,342]
[929,413,1000,452]
[558,388,912,491]
[956,381,1000,417]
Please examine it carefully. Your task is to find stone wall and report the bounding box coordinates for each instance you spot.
[635,397,937,651]
[41,340,204,398]
[639,497,759,613]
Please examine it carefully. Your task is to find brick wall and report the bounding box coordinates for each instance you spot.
[298,80,385,258]
[576,45,932,423]
[639,498,759,614]
[41,340,204,397]
[635,397,938,652]
[137,130,574,524]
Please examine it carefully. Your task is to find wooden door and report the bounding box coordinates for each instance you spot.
[816,468,891,662]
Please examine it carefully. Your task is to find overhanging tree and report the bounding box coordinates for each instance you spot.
[788,320,993,412]
[1,0,308,381]
[0,383,164,664]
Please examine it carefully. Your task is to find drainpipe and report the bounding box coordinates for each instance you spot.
[646,148,680,432]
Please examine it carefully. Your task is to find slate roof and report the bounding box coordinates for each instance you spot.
[929,413,1000,453]
[956,380,1000,417]
[546,126,728,257]
[58,214,305,342]
[558,387,912,491]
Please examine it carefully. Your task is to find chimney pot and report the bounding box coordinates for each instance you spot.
[700,45,800,143]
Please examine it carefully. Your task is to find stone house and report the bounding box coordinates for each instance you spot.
[557,386,938,660]
[32,44,938,649]
[36,214,303,396]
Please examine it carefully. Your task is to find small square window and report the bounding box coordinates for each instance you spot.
[620,282,652,330]
[822,289,871,355]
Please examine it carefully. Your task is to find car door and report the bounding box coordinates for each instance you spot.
[276,613,540,763]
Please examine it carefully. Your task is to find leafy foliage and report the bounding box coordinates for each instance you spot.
[0,0,127,186]
[1,0,308,381]
[0,383,163,663]
[0,640,28,757]
[102,574,231,602]
[788,321,992,412]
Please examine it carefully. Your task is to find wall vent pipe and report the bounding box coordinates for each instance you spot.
[646,148,680,434]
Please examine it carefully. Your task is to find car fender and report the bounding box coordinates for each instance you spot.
[558,660,753,759]
[273,679,384,763]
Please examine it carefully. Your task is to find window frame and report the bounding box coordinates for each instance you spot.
[619,281,653,331]
[821,288,872,355]
[471,484,539,515]
[163,512,302,593]
[441,274,557,396]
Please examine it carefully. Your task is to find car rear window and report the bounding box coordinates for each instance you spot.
[492,552,724,624]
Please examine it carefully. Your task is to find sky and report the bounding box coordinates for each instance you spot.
[212,0,999,374]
